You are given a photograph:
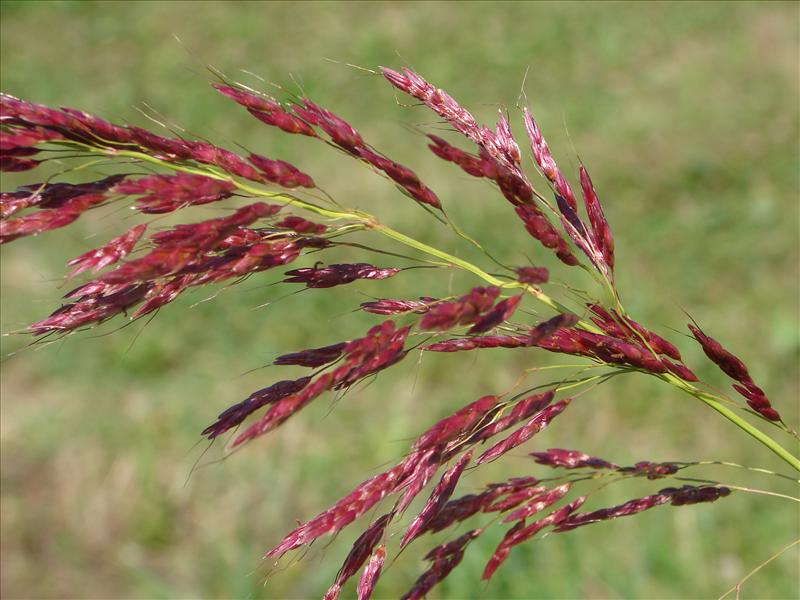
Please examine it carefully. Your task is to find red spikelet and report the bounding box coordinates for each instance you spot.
[521,107,577,211]
[0,193,107,243]
[67,224,147,276]
[324,513,392,600]
[412,395,498,452]
[688,323,750,382]
[468,390,556,444]
[115,173,236,214]
[514,204,578,266]
[283,263,400,289]
[483,495,587,581]
[579,165,614,270]
[360,297,437,315]
[273,342,348,368]
[418,286,500,331]
[732,383,781,422]
[357,544,385,600]
[590,304,681,361]
[202,376,312,439]
[274,215,327,234]
[501,483,573,522]
[248,154,315,189]
[401,550,466,600]
[212,83,281,112]
[688,323,782,421]
[401,451,472,547]
[422,335,530,353]
[476,398,571,464]
[530,448,617,470]
[232,373,334,448]
[515,265,549,285]
[248,107,318,137]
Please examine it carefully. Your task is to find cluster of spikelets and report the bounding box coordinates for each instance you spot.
[1,65,795,598]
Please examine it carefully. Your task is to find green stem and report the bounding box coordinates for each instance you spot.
[662,373,800,472]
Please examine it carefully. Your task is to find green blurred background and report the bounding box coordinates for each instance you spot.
[1,1,798,598]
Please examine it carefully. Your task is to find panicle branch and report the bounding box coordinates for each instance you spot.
[1,66,795,600]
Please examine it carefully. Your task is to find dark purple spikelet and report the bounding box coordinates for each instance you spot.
[331,320,410,390]
[556,485,731,533]
[530,448,618,470]
[688,323,751,382]
[663,360,699,382]
[227,321,409,447]
[393,447,443,515]
[355,147,442,210]
[420,492,497,535]
[468,294,522,334]
[202,376,312,439]
[555,493,670,533]
[66,223,147,276]
[0,126,63,154]
[273,215,327,234]
[528,313,579,345]
[618,461,680,480]
[232,372,335,447]
[273,341,348,368]
[266,445,424,558]
[515,265,549,285]
[100,203,278,284]
[231,321,409,448]
[423,529,482,562]
[2,174,124,218]
[0,155,39,172]
[283,263,400,289]
[401,550,465,600]
[662,484,731,506]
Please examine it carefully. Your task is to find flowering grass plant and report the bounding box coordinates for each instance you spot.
[1,65,797,598]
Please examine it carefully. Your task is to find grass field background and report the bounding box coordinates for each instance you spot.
[1,1,799,598]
